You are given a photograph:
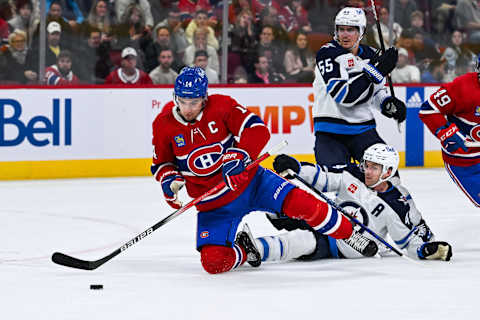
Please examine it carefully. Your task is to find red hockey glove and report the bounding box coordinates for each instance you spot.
[222,148,250,191]
[160,170,185,209]
[435,123,468,153]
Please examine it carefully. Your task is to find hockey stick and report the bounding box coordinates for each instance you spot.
[288,169,418,262]
[52,140,288,270]
[369,0,402,132]
[455,132,480,148]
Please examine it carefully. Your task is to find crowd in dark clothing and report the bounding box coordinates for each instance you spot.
[0,0,478,85]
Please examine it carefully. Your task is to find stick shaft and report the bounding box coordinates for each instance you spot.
[369,0,401,131]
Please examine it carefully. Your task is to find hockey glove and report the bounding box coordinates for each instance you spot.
[265,212,311,231]
[435,123,468,153]
[161,171,185,209]
[417,241,452,261]
[222,148,250,191]
[380,97,407,123]
[272,154,301,179]
[363,47,398,84]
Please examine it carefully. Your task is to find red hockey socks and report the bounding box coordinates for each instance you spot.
[200,244,246,274]
[282,188,353,239]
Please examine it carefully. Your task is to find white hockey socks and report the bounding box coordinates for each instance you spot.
[254,230,317,262]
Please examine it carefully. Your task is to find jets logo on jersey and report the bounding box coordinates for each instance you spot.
[348,183,358,194]
[339,201,369,233]
[398,195,409,205]
[187,143,224,176]
[347,58,354,68]
[174,134,186,147]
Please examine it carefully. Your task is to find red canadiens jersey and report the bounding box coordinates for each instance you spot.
[151,94,270,211]
[45,65,80,85]
[419,72,480,166]
[104,68,153,85]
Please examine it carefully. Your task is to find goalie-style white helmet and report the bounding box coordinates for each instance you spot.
[334,7,367,46]
[362,143,399,188]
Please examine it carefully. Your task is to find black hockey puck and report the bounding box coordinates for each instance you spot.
[90,284,103,290]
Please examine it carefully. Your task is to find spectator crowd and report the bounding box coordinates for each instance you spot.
[0,0,478,85]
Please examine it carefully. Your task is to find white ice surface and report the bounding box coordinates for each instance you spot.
[2,168,479,320]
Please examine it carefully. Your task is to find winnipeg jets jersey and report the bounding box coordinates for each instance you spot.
[151,94,269,212]
[299,164,427,259]
[419,72,480,166]
[313,40,389,134]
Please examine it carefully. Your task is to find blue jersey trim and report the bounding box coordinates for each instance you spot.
[314,122,376,134]
[311,165,321,187]
[327,79,342,93]
[335,85,348,103]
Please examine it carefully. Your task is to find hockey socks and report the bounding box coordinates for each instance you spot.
[255,230,317,262]
[200,244,246,274]
[282,188,353,239]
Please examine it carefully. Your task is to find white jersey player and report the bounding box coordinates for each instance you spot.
[312,7,406,169]
[249,144,452,263]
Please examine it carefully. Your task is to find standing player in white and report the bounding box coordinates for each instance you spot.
[252,144,452,262]
[312,7,405,169]
[419,56,480,208]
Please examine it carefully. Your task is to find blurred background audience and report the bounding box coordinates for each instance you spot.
[0,0,478,85]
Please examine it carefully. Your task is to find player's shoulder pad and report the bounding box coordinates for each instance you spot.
[154,101,175,121]
[449,72,477,91]
[358,45,377,60]
[377,184,411,225]
[316,40,346,63]
[206,94,240,111]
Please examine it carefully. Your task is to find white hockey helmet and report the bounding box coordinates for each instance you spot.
[334,7,367,45]
[362,143,399,188]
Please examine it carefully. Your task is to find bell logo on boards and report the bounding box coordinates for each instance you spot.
[0,98,72,147]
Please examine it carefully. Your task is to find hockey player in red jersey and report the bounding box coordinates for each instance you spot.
[151,67,378,274]
[419,55,480,208]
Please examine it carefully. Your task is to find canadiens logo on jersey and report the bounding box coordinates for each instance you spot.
[187,143,224,176]
[471,125,480,141]
[174,134,186,147]
[348,183,358,194]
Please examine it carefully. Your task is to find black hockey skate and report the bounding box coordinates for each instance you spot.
[235,224,261,267]
[343,230,378,257]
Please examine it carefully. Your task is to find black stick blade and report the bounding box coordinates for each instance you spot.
[52,252,97,270]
